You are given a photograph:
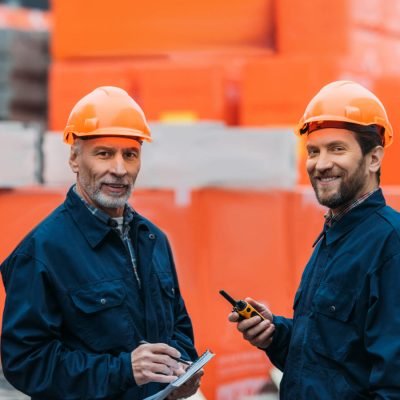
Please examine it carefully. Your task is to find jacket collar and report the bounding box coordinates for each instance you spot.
[64,186,151,248]
[324,188,386,246]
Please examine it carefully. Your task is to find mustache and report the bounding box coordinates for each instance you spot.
[311,170,341,179]
[100,179,131,185]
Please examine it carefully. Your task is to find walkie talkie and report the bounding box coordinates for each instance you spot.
[219,290,265,321]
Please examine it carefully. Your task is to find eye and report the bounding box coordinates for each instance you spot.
[332,146,345,152]
[97,151,112,158]
[124,151,139,160]
[307,148,319,157]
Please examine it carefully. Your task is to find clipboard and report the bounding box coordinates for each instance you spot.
[143,349,215,400]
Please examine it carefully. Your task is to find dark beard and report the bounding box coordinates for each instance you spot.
[311,158,367,210]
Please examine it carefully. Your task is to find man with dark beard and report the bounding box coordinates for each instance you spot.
[1,87,202,399]
[228,81,400,399]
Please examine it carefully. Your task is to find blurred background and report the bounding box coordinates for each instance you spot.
[1,0,400,399]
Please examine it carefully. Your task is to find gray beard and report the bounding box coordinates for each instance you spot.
[78,175,133,210]
[91,189,131,209]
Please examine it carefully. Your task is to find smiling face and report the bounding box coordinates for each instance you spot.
[69,136,141,217]
[306,128,382,213]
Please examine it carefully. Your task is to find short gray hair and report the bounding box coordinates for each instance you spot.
[71,138,83,156]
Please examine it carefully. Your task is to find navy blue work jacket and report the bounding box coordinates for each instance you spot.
[1,187,197,399]
[267,189,400,399]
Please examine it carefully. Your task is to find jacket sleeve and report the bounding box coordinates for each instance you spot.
[366,253,400,398]
[1,252,136,400]
[165,240,198,362]
[265,315,293,371]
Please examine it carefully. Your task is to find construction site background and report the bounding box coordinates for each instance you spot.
[1,1,400,399]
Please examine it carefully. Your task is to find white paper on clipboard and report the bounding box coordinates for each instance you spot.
[143,349,215,400]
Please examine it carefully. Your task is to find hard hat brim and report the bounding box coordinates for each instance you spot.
[64,127,153,144]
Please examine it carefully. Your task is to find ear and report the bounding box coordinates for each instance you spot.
[69,146,79,174]
[368,146,384,173]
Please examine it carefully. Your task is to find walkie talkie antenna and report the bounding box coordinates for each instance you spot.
[219,290,236,306]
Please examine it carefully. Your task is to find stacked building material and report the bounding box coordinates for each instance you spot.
[0,5,50,124]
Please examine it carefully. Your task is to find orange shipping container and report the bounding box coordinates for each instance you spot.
[49,58,227,129]
[135,61,226,122]
[373,76,400,186]
[52,0,274,59]
[275,0,350,55]
[239,55,343,126]
[49,60,132,130]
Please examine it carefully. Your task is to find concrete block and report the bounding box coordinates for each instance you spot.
[137,122,297,189]
[42,123,298,190]
[0,121,41,187]
[0,29,49,76]
[42,131,74,186]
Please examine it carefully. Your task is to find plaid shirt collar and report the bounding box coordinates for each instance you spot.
[72,185,135,229]
[324,188,379,228]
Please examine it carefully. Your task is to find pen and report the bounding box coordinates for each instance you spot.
[139,340,191,365]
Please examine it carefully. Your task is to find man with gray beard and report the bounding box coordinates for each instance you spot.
[1,87,202,400]
[227,81,400,399]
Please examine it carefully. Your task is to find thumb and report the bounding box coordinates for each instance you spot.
[245,297,273,321]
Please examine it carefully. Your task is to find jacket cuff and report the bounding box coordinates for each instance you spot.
[120,351,137,390]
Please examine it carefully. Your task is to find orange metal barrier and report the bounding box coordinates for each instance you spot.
[0,188,65,327]
[1,187,400,397]
[0,188,299,398]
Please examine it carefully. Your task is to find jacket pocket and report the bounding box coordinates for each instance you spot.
[68,279,135,352]
[311,283,357,361]
[70,280,126,314]
[302,363,371,400]
[157,272,176,299]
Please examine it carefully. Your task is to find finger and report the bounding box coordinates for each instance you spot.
[245,298,268,315]
[142,371,178,384]
[245,298,273,321]
[249,324,275,348]
[150,360,177,376]
[228,311,240,322]
[244,297,262,308]
[171,365,186,376]
[236,315,263,333]
[151,354,180,370]
[137,349,180,370]
[243,319,273,339]
[145,342,182,359]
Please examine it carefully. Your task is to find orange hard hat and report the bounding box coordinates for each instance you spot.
[295,80,393,148]
[63,86,152,144]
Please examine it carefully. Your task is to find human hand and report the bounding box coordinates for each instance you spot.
[166,369,204,399]
[228,297,275,349]
[131,342,183,386]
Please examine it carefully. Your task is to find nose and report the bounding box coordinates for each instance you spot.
[314,151,333,172]
[110,154,127,176]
